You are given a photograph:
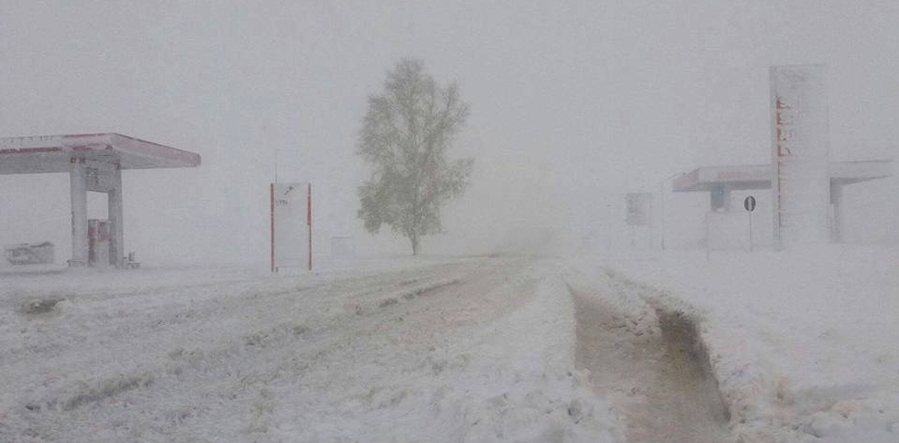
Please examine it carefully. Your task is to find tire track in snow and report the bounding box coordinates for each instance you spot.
[570,286,732,443]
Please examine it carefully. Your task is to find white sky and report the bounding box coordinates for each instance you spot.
[1,1,898,263]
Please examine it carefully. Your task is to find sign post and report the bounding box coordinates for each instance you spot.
[625,192,653,249]
[744,195,757,251]
[271,182,312,272]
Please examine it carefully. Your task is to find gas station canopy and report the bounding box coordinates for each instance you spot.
[0,133,201,268]
[0,133,201,174]
[672,160,892,192]
[670,159,892,242]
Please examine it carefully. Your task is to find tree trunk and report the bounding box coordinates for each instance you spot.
[410,231,419,256]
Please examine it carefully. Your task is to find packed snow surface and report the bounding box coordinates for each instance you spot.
[0,257,619,443]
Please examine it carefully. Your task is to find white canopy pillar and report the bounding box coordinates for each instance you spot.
[69,158,89,267]
[108,165,124,268]
[710,184,732,212]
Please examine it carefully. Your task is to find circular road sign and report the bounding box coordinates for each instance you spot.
[744,195,757,212]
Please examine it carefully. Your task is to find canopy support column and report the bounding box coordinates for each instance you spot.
[69,158,88,267]
[108,165,124,268]
[710,184,732,212]
[831,181,844,243]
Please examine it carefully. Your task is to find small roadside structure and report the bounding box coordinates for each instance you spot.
[4,242,55,265]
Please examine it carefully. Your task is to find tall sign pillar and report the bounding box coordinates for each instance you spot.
[771,65,831,250]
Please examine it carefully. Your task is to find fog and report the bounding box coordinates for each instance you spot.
[2,1,898,264]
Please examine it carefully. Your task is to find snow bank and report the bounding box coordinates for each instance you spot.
[579,245,899,442]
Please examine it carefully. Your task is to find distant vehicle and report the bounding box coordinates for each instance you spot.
[4,242,55,265]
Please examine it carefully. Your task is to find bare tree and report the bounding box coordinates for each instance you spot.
[357,58,473,255]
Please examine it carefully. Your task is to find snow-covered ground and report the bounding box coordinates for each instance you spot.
[4,245,897,442]
[0,256,619,443]
[576,244,899,442]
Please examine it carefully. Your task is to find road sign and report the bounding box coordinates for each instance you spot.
[271,182,312,272]
[626,193,653,226]
[744,195,756,252]
[744,195,757,212]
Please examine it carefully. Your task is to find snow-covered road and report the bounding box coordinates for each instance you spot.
[7,247,894,443]
[1,257,619,443]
